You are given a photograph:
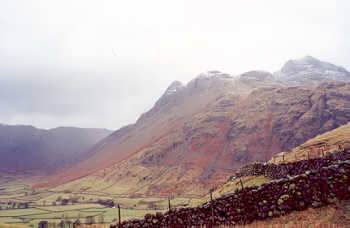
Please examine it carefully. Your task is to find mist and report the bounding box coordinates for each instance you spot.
[0,0,348,129]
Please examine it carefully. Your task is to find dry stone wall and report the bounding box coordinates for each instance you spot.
[112,150,350,227]
[234,148,350,179]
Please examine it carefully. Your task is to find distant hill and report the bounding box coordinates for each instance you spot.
[43,56,350,196]
[0,124,112,174]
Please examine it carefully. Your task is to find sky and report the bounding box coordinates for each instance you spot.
[0,0,349,130]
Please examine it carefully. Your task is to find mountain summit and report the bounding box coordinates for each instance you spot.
[275,56,350,85]
[163,80,184,96]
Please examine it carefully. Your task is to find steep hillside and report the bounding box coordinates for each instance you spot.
[271,122,350,164]
[0,124,111,174]
[214,122,350,199]
[44,56,350,196]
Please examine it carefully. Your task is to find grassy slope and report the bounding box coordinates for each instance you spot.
[210,176,270,200]
[270,122,350,164]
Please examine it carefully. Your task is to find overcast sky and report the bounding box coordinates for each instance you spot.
[0,0,349,130]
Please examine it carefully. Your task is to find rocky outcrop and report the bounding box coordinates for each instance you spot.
[238,70,278,88]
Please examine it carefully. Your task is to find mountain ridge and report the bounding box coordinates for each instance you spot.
[40,56,350,195]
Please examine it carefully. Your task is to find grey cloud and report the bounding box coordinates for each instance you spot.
[0,0,348,129]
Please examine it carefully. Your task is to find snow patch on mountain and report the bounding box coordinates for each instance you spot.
[164,81,184,96]
[274,56,350,85]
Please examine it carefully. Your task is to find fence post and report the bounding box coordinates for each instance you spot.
[118,204,121,227]
[209,189,214,226]
[239,178,244,190]
[168,196,171,211]
[282,154,285,162]
[338,144,343,152]
[209,188,213,201]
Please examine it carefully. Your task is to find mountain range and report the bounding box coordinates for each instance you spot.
[36,56,350,196]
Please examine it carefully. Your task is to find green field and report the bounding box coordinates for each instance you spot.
[0,175,200,227]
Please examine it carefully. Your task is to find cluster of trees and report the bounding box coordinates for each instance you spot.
[0,201,29,209]
[97,199,115,207]
[53,195,116,208]
[38,214,105,227]
[54,195,80,206]
[85,215,105,224]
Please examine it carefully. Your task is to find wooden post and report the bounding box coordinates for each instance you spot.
[240,178,244,190]
[118,204,121,227]
[211,202,215,226]
[209,189,215,226]
[282,154,285,162]
[168,196,171,211]
[338,144,344,152]
[307,150,310,160]
[321,148,325,157]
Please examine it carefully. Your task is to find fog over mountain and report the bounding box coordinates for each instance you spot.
[0,0,349,129]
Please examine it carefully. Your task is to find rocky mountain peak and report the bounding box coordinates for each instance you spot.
[187,71,234,90]
[194,70,233,80]
[164,80,184,96]
[275,56,350,85]
[280,56,344,74]
[239,71,274,82]
[237,70,281,88]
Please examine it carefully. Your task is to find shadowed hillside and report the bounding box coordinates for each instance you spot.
[0,124,111,174]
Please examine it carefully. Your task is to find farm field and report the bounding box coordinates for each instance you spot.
[0,173,269,227]
[0,175,200,227]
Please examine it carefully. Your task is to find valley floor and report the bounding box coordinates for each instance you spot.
[0,175,202,227]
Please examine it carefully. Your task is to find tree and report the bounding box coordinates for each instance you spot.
[61,199,69,205]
